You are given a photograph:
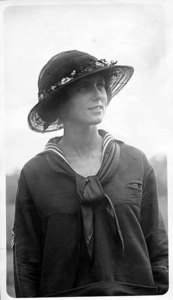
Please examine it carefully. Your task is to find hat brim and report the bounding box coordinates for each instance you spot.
[28,64,134,133]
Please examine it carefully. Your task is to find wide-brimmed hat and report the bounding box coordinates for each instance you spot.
[28,50,134,133]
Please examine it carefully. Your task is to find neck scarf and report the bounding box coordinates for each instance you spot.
[44,130,124,258]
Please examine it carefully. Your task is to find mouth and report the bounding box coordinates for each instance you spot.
[88,105,104,111]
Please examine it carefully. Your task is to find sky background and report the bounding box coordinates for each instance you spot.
[3,1,173,174]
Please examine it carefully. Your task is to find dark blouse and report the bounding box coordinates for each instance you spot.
[13,130,168,297]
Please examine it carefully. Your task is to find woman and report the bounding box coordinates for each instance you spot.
[13,50,168,297]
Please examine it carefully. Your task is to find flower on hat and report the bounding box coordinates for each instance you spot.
[71,70,76,76]
[95,61,106,67]
[51,85,57,91]
[60,77,72,85]
[83,66,93,72]
[38,59,119,102]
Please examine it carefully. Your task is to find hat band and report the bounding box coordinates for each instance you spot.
[38,59,117,101]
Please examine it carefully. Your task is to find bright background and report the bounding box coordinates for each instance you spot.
[3,1,172,174]
[2,1,173,298]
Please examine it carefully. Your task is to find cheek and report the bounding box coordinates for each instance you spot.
[63,97,85,119]
[59,99,75,121]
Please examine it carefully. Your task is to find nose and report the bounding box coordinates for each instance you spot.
[91,84,102,101]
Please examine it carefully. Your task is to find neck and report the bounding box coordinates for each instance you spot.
[60,124,102,157]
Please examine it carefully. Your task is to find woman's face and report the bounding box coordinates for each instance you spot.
[62,74,108,127]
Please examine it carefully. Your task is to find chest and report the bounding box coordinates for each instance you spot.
[31,151,143,218]
[67,154,102,178]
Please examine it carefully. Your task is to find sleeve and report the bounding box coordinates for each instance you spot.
[13,170,43,297]
[141,156,168,295]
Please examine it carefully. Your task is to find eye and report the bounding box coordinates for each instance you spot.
[97,80,105,90]
[77,83,89,92]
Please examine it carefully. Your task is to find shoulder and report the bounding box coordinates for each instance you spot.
[120,142,145,160]
[115,139,152,174]
[113,134,145,158]
[22,136,61,175]
[20,156,40,179]
[21,151,49,178]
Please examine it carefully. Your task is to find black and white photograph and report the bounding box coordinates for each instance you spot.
[1,0,172,298]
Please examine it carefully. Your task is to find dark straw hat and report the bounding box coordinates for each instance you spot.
[28,50,134,133]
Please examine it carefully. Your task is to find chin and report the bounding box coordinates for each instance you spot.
[88,117,104,125]
[71,114,104,126]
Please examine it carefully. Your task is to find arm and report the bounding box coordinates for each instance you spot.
[13,170,43,297]
[141,156,168,295]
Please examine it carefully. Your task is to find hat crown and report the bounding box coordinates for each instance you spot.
[38,50,97,91]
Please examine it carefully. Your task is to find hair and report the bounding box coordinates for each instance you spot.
[37,88,68,125]
[105,77,112,103]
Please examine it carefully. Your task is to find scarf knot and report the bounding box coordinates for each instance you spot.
[76,137,125,259]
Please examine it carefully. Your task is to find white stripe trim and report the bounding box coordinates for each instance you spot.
[102,134,115,159]
[44,132,116,165]
[45,144,63,154]
[102,133,110,147]
[44,144,69,165]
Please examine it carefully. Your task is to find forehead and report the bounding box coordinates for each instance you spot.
[66,73,105,95]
